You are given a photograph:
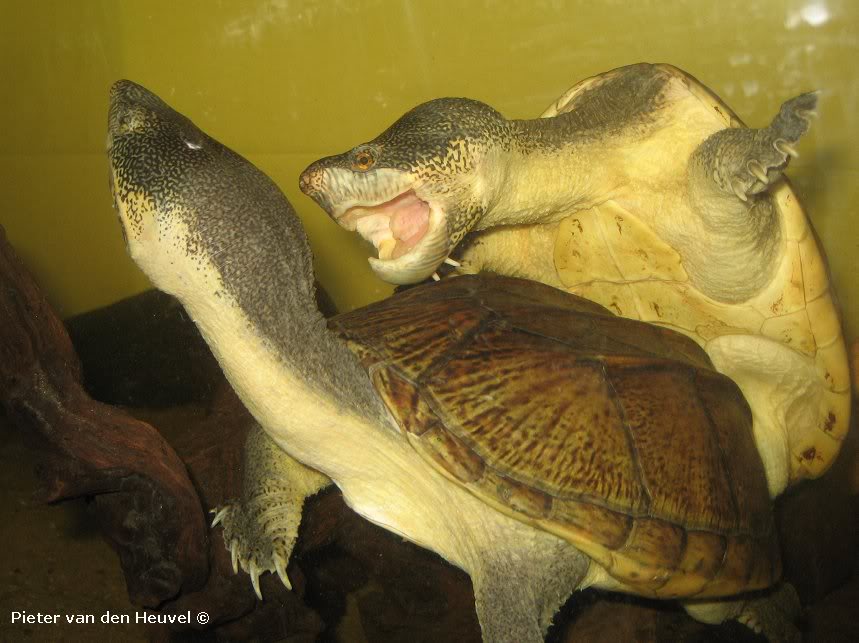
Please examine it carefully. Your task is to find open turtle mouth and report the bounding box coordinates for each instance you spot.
[334,190,450,285]
[340,190,430,260]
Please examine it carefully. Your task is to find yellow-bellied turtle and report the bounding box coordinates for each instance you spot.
[108,80,792,642]
[299,62,850,496]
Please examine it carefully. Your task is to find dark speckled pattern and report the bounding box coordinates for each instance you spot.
[107,80,387,424]
[300,64,675,247]
[304,98,510,176]
[514,62,671,145]
[301,97,512,244]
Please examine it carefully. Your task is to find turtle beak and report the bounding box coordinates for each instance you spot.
[298,161,335,213]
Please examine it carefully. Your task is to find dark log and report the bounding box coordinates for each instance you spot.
[63,281,338,409]
[776,425,859,604]
[65,290,223,408]
[0,225,208,607]
[805,573,859,642]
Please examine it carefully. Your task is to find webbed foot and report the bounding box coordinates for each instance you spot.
[213,424,330,599]
[736,583,802,643]
[696,92,818,202]
[683,582,801,643]
[211,496,296,598]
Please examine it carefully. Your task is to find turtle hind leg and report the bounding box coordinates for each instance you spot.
[682,582,802,643]
[212,423,331,599]
[691,91,818,203]
[469,525,590,642]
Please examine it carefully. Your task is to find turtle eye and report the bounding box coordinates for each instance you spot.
[352,149,376,171]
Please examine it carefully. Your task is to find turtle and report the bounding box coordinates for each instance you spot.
[299,62,851,497]
[107,80,798,642]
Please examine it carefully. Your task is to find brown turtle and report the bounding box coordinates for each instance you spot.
[108,80,792,642]
[299,62,850,497]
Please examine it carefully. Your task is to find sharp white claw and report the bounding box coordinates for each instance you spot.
[775,140,800,158]
[210,506,229,528]
[274,553,292,590]
[431,272,441,282]
[748,161,769,184]
[230,540,239,574]
[443,257,461,268]
[249,560,263,600]
[730,179,748,202]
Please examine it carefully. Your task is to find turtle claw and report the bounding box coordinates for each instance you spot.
[774,139,800,159]
[210,506,229,528]
[230,538,240,574]
[249,560,263,600]
[274,553,292,590]
[698,90,816,202]
[747,160,769,185]
[213,493,304,599]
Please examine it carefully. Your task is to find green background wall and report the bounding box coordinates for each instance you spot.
[1,0,856,340]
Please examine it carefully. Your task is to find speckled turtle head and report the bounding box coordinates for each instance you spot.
[108,79,314,314]
[299,98,510,284]
[108,80,209,281]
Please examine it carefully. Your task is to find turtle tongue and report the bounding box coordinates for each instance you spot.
[381,192,430,259]
[347,191,431,260]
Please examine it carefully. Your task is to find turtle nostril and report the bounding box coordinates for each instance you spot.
[299,167,320,196]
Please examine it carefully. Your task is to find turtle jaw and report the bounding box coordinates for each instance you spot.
[365,200,450,284]
[300,165,451,284]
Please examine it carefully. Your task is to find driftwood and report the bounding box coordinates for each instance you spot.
[0,226,308,638]
[0,225,208,608]
[2,223,857,641]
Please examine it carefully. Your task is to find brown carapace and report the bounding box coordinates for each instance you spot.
[332,274,779,599]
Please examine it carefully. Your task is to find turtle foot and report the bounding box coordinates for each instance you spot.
[736,583,802,643]
[211,496,298,599]
[695,92,818,202]
[682,583,801,643]
[213,424,330,599]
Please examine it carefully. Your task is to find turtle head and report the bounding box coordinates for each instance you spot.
[107,80,313,303]
[300,98,510,284]
[107,79,223,295]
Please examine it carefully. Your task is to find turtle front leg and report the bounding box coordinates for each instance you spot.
[690,92,817,204]
[680,92,817,303]
[211,423,331,599]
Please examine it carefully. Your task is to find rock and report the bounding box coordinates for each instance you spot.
[65,290,223,407]
[804,573,859,642]
[776,433,859,604]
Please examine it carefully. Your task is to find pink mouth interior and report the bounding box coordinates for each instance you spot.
[386,192,430,258]
[344,190,430,260]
